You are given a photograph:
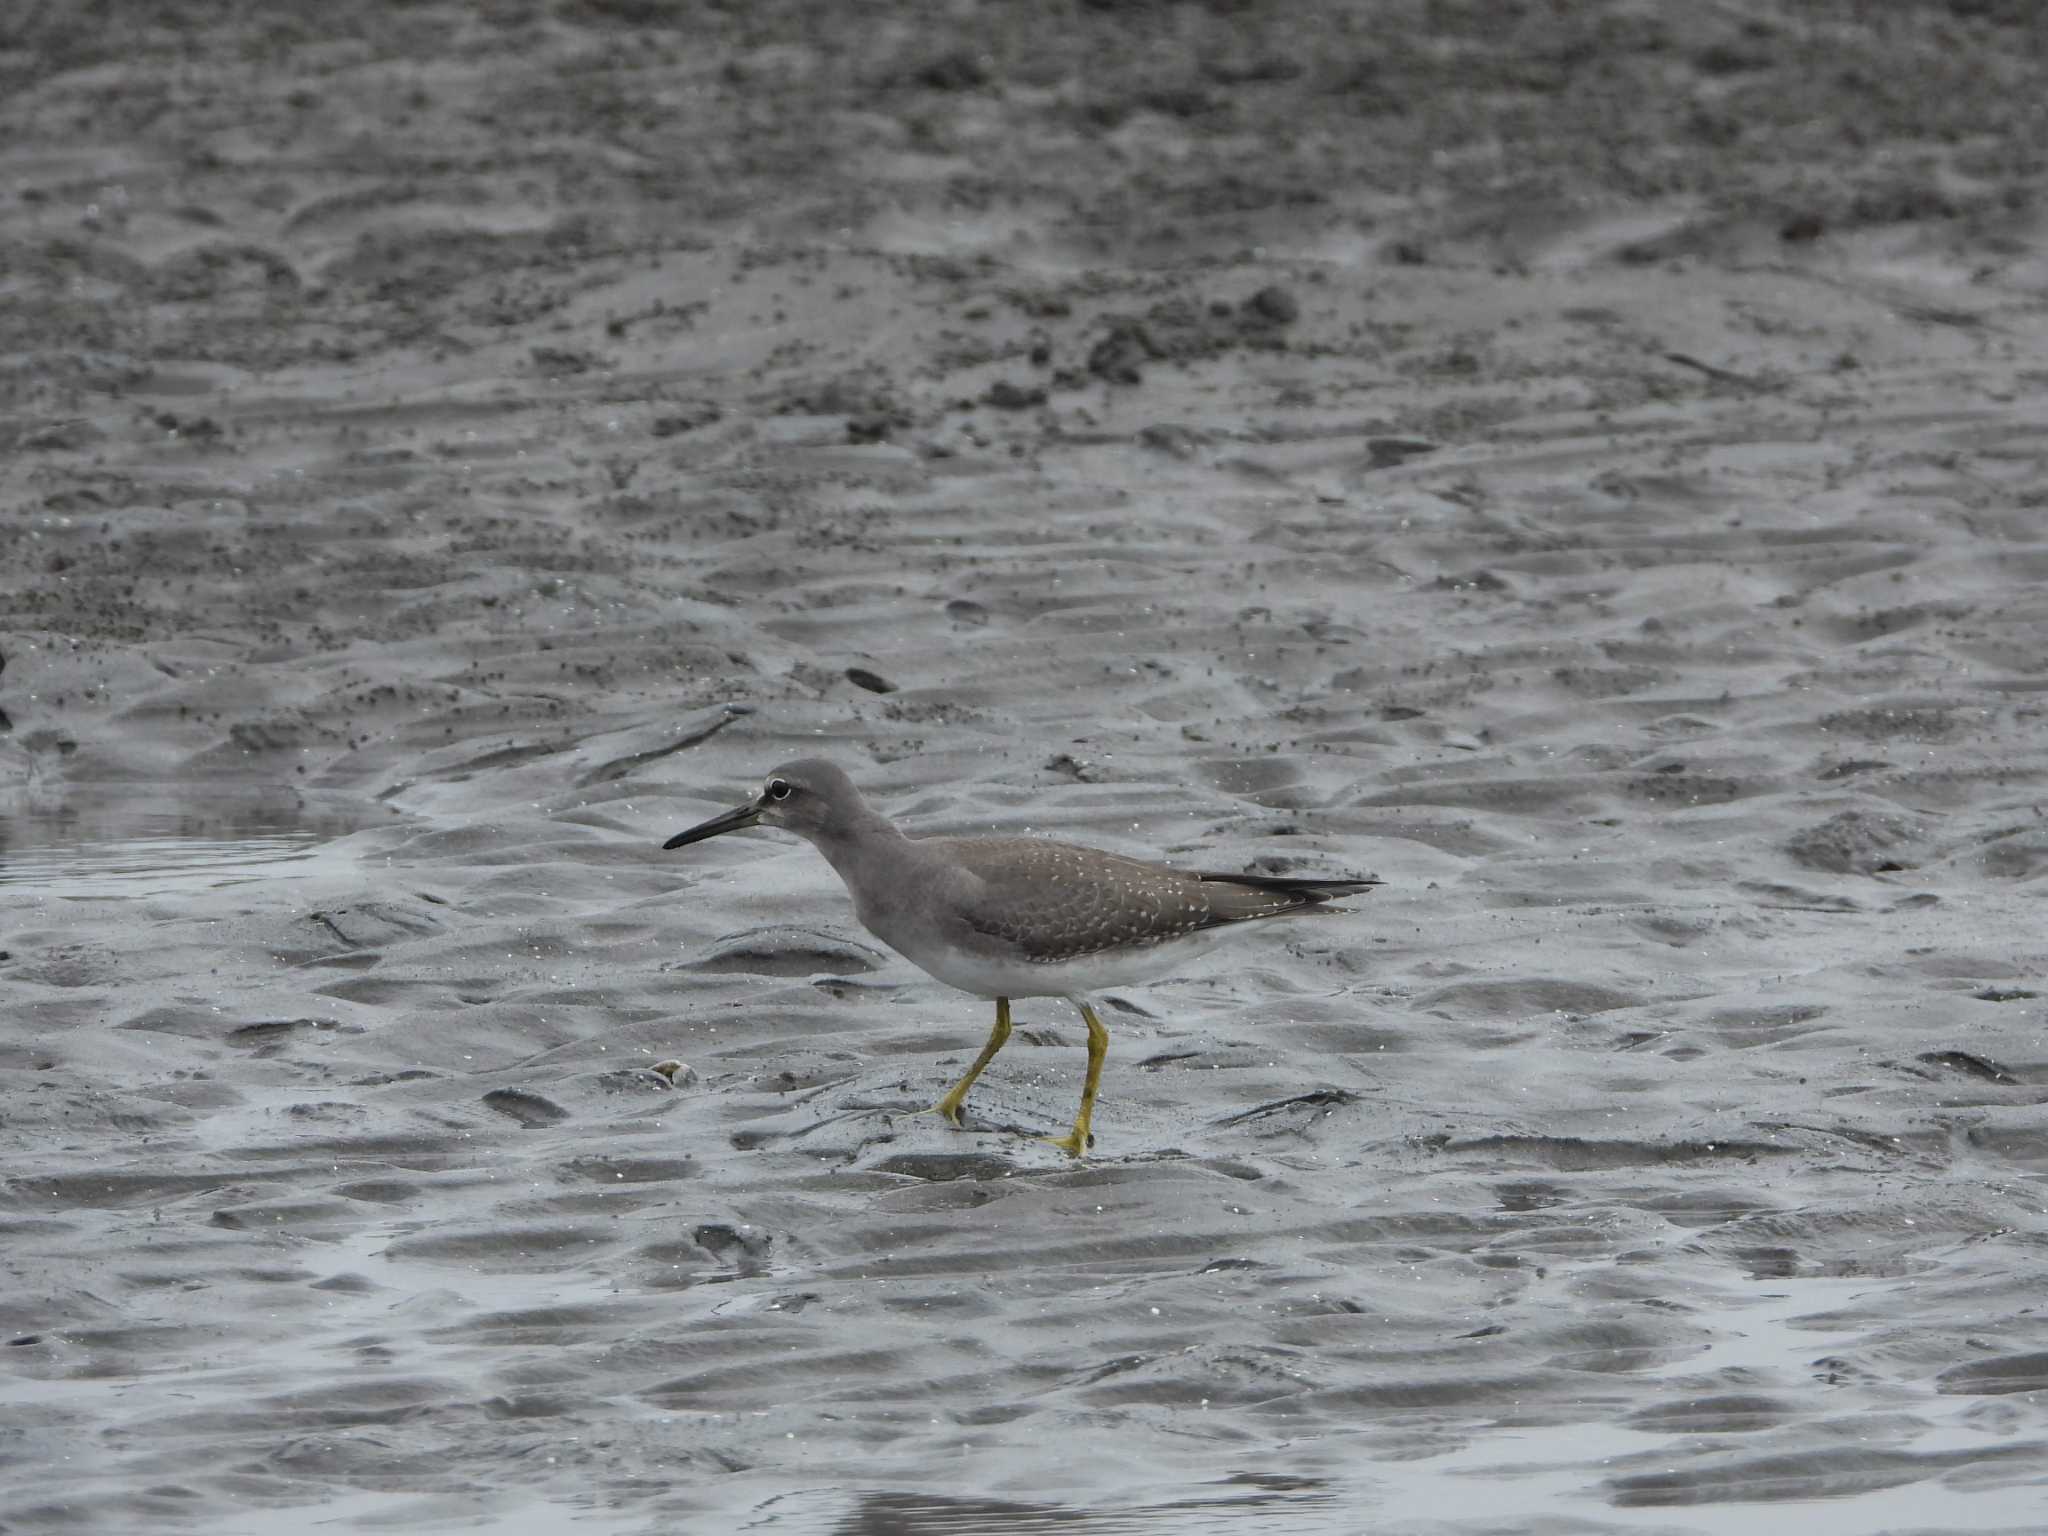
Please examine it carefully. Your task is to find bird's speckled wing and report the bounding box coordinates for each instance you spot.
[933,837,1372,964]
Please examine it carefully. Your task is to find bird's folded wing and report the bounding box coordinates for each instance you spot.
[945,838,1218,962]
[941,839,1378,961]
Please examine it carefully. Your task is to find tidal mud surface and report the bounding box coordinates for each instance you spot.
[3,3,2046,1530]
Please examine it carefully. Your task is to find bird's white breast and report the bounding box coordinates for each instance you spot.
[884,924,1233,1000]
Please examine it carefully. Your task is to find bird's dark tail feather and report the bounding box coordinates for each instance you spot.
[1196,871,1382,901]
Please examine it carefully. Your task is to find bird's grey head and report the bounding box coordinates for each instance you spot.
[661,758,872,852]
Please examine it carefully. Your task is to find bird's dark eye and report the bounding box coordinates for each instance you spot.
[766,778,792,801]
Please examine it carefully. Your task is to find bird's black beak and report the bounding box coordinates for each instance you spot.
[661,798,764,850]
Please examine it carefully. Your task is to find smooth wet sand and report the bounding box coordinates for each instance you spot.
[3,3,2047,1531]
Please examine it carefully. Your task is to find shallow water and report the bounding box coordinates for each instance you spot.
[0,791,387,897]
[0,828,352,897]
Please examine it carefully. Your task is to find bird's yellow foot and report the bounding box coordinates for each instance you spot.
[1036,1001,1107,1158]
[930,999,1011,1132]
[1039,1127,1093,1158]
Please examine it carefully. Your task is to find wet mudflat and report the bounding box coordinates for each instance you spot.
[3,3,2046,1531]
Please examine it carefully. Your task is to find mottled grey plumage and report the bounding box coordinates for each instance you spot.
[661,757,1379,1155]
[940,838,1370,963]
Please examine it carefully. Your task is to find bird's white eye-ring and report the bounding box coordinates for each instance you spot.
[765,778,792,801]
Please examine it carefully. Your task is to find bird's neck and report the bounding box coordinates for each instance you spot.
[804,808,912,886]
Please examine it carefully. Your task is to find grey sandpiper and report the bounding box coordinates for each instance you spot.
[661,758,1379,1156]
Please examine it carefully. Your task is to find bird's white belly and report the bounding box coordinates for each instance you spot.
[884,925,1234,1000]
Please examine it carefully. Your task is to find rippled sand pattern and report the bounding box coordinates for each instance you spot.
[4,3,2047,1531]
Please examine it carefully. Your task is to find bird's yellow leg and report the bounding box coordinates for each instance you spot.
[1041,1001,1109,1158]
[932,997,1011,1128]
